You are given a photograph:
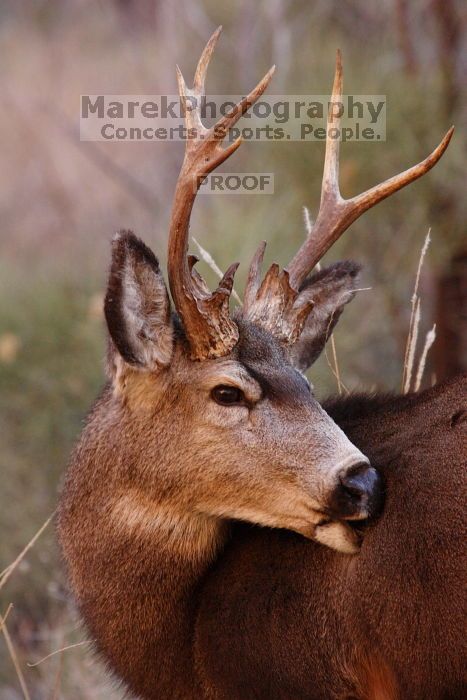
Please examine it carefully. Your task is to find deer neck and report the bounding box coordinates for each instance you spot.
[101,490,229,698]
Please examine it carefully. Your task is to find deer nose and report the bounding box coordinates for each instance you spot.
[329,462,384,521]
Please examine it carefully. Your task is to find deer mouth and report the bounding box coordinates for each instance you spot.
[324,503,379,532]
[312,507,378,553]
[344,516,371,539]
[313,517,365,554]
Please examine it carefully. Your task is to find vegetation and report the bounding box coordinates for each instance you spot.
[0,1,464,696]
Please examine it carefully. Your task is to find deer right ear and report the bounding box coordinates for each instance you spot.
[104,231,174,373]
[288,261,361,373]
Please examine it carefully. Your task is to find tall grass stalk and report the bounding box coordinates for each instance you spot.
[414,324,437,392]
[402,229,431,393]
[1,616,32,700]
[0,512,55,591]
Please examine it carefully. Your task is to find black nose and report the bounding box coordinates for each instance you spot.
[329,462,384,520]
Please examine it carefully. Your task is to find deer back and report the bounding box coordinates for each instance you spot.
[195,375,467,699]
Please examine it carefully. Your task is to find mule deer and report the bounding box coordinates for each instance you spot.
[58,28,465,700]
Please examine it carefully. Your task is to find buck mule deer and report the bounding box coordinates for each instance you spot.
[58,28,465,700]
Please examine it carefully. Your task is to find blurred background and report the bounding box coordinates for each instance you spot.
[0,0,465,697]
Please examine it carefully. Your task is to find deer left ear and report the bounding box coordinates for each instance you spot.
[288,261,361,372]
[104,230,174,373]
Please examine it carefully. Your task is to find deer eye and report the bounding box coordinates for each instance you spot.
[211,385,245,406]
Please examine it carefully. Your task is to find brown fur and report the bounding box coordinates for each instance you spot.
[352,652,398,700]
[57,24,459,694]
[57,364,466,699]
[57,233,466,699]
[194,377,466,699]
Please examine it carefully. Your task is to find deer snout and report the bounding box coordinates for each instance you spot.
[329,462,384,521]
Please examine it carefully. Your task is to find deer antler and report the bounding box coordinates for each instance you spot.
[286,50,454,290]
[168,27,274,360]
[243,50,453,340]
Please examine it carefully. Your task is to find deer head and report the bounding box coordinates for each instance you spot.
[103,28,452,554]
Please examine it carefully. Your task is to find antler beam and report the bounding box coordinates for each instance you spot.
[168,27,274,360]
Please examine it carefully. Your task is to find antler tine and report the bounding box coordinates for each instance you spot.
[176,26,221,138]
[193,25,221,94]
[350,127,454,210]
[214,66,276,139]
[243,241,267,310]
[321,49,343,201]
[286,51,454,290]
[168,27,275,360]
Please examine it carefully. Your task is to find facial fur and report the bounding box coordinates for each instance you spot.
[102,232,372,554]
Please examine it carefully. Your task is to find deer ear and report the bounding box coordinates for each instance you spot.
[104,230,174,371]
[288,261,361,372]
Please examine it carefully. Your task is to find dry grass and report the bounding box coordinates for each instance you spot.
[2,617,32,700]
[401,230,438,394]
[1,1,464,697]
[0,514,55,592]
[414,325,437,392]
[27,641,92,669]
